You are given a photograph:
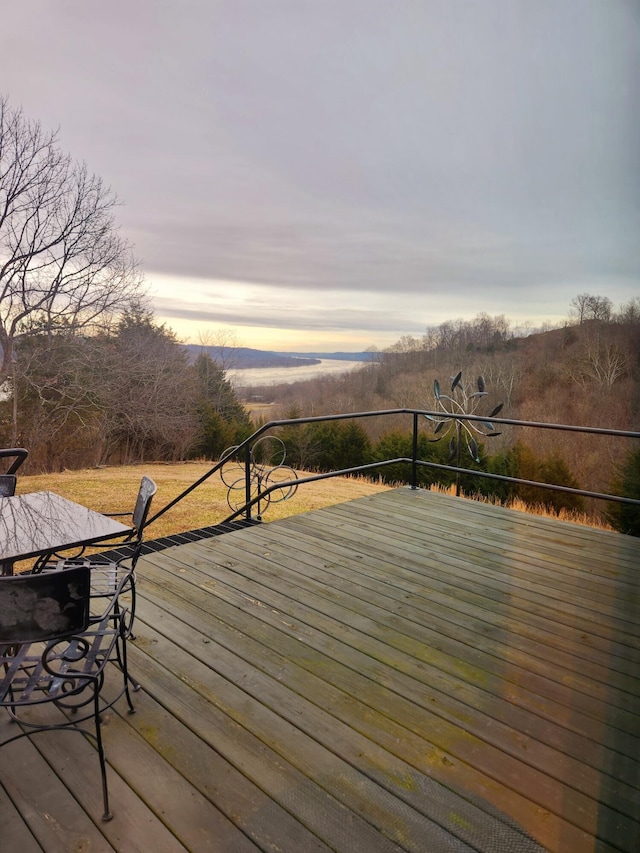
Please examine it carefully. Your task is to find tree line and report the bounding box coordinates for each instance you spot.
[2,304,252,471]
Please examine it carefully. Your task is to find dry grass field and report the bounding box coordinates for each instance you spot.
[17,462,391,541]
[428,484,614,530]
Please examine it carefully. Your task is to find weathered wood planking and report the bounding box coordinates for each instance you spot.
[1,488,638,852]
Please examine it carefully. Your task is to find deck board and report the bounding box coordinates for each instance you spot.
[174,542,634,845]
[138,558,537,850]
[199,528,640,792]
[1,487,638,852]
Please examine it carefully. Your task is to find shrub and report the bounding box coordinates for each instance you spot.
[485,443,583,514]
[371,430,471,488]
[606,449,640,536]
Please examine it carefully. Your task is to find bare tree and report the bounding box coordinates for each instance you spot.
[196,328,241,373]
[616,298,640,325]
[95,305,198,464]
[569,294,591,324]
[478,354,520,406]
[385,335,422,354]
[12,332,103,470]
[588,295,612,322]
[567,327,630,388]
[569,293,613,324]
[0,97,142,383]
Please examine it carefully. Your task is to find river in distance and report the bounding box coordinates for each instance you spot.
[228,359,366,388]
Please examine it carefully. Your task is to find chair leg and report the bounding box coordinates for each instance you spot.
[128,670,141,694]
[116,631,138,712]
[92,684,112,821]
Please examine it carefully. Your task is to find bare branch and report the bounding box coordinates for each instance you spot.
[0,96,142,377]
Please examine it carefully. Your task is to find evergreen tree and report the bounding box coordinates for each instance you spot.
[539,453,584,513]
[372,430,455,487]
[305,420,372,472]
[334,421,372,470]
[191,352,252,458]
[607,449,640,536]
[485,443,583,514]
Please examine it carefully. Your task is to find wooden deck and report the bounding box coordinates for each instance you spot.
[1,487,639,852]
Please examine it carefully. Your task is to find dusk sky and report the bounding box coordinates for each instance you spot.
[2,2,638,351]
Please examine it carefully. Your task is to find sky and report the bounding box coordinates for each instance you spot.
[2,1,639,351]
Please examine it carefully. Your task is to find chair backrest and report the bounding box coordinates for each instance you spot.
[0,448,28,475]
[132,476,157,536]
[0,474,18,574]
[0,474,17,497]
[0,566,91,644]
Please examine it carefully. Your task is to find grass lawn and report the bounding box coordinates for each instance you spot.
[17,461,390,542]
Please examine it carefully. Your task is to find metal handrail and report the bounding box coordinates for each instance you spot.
[145,409,640,528]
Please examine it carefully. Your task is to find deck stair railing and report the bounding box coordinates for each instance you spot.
[145,409,640,531]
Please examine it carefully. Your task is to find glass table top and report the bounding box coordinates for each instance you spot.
[1,491,132,562]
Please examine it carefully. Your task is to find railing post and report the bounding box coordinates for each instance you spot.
[244,443,252,521]
[411,412,419,490]
[455,419,462,497]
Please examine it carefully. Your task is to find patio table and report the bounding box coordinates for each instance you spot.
[0,491,131,573]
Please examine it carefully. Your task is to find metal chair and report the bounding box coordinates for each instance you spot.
[42,476,157,631]
[0,565,137,820]
[0,447,28,475]
[0,474,17,497]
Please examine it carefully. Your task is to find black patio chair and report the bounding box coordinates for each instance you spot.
[0,565,137,820]
[41,476,157,632]
[0,447,28,475]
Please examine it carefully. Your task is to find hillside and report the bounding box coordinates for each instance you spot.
[184,345,375,369]
[184,344,321,369]
[246,317,640,505]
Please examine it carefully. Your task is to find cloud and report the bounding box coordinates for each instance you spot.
[151,274,429,334]
[155,296,426,334]
[1,1,639,346]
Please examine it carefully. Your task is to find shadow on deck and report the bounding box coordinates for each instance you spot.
[1,488,639,852]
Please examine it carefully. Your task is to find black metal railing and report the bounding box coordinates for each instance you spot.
[145,409,640,530]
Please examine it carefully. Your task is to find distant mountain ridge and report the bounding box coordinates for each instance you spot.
[184,345,373,369]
